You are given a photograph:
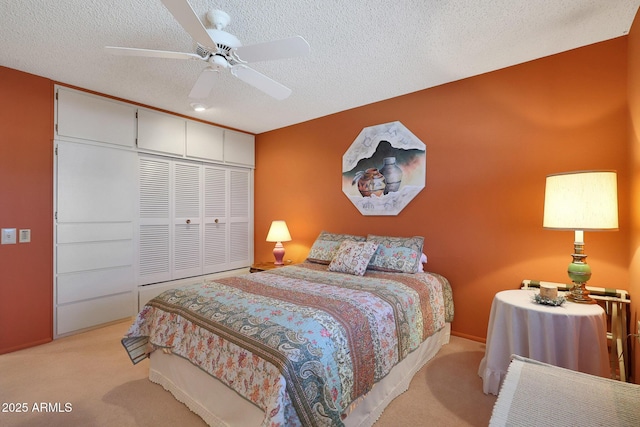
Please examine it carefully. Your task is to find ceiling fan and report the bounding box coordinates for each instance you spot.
[105,0,310,101]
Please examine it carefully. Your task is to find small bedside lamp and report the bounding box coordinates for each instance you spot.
[266,220,292,265]
[543,170,619,303]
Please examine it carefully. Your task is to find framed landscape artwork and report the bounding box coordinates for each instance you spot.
[342,121,426,216]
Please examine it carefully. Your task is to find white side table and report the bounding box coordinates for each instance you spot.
[478,289,609,395]
[521,280,631,381]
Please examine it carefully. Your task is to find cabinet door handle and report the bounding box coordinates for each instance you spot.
[214,219,219,223]
[186,219,191,224]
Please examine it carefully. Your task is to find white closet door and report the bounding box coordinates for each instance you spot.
[173,161,202,279]
[203,165,228,273]
[57,141,136,223]
[138,157,251,283]
[55,140,136,336]
[139,156,171,285]
[228,169,252,269]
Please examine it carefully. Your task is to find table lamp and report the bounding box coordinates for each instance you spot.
[266,220,292,265]
[542,170,619,303]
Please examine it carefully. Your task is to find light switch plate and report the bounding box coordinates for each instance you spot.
[19,229,31,243]
[1,228,17,244]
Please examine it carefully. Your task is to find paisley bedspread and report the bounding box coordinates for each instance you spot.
[123,262,453,427]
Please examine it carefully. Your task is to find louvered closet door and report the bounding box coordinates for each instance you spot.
[173,161,202,279]
[228,169,252,269]
[203,165,228,273]
[139,156,251,283]
[139,156,171,285]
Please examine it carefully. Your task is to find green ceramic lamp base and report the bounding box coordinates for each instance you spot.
[566,252,596,304]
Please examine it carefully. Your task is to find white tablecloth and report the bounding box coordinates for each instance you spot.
[478,289,609,395]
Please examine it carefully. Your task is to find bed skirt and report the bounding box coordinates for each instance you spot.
[149,323,451,427]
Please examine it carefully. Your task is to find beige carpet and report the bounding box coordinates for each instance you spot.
[0,320,496,426]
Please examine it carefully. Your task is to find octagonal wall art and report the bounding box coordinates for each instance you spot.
[342,121,426,216]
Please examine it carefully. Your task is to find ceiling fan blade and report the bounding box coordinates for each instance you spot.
[161,0,218,52]
[234,36,310,63]
[189,67,218,99]
[230,65,292,100]
[105,46,202,60]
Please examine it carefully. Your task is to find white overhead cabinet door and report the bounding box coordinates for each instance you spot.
[56,87,136,147]
[55,140,137,336]
[186,120,224,162]
[137,108,185,156]
[224,129,255,167]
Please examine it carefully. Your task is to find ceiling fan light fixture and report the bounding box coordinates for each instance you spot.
[190,102,208,112]
[209,54,229,68]
[207,28,242,49]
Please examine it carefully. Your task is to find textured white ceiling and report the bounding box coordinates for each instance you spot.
[1,1,638,134]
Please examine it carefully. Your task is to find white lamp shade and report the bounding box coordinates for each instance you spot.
[543,170,619,231]
[266,220,292,242]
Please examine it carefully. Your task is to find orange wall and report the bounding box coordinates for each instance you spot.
[255,38,631,342]
[628,12,640,383]
[0,36,633,356]
[0,67,54,353]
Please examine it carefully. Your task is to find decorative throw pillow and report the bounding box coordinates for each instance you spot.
[366,235,425,273]
[328,240,379,276]
[306,231,367,264]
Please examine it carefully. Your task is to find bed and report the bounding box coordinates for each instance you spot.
[123,232,454,427]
